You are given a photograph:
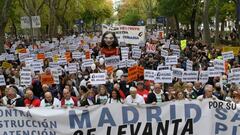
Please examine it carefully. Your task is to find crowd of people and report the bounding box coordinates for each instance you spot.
[0,30,240,109]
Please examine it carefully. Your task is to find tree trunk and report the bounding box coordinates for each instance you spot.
[174,14,180,39]
[191,0,198,40]
[203,0,211,46]
[214,0,220,45]
[236,0,240,42]
[0,0,13,53]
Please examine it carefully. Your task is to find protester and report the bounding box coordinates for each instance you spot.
[1,87,24,107]
[107,89,123,104]
[125,87,145,105]
[40,92,61,108]
[24,88,41,108]
[95,85,109,105]
[78,86,94,106]
[197,85,217,100]
[61,88,78,108]
[136,81,149,101]
[147,83,165,105]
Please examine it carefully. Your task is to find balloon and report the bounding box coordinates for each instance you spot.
[91,64,96,70]
[116,70,123,79]
[99,58,104,65]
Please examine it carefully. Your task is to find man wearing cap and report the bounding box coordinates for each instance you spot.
[136,81,149,102]
[125,87,145,105]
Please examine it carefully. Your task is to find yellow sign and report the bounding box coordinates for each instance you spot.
[180,40,187,50]
[2,61,13,69]
[222,47,240,56]
[53,55,59,63]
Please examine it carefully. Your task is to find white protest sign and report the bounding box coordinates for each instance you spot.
[132,48,141,59]
[0,55,5,61]
[31,61,42,72]
[72,51,82,59]
[172,68,184,79]
[231,68,240,83]
[172,49,180,57]
[170,44,180,50]
[161,49,168,57]
[146,43,156,53]
[45,52,53,58]
[208,67,221,77]
[5,54,15,61]
[68,63,77,74]
[82,59,94,68]
[228,72,233,83]
[58,58,67,65]
[0,75,6,86]
[182,71,198,82]
[121,47,129,60]
[154,70,172,83]
[157,65,171,71]
[199,71,209,84]
[49,62,59,68]
[31,16,41,28]
[19,53,30,62]
[127,59,138,67]
[118,60,127,68]
[102,24,146,44]
[105,56,120,67]
[20,68,32,86]
[21,16,41,29]
[90,73,106,85]
[186,60,193,71]
[214,59,225,72]
[51,68,60,84]
[144,69,156,81]
[165,56,178,65]
[222,51,234,61]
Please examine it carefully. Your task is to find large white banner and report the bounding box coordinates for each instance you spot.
[102,24,146,44]
[0,100,239,135]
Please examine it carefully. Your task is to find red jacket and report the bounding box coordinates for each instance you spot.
[101,48,119,57]
[137,89,149,101]
[24,98,41,107]
[61,96,78,107]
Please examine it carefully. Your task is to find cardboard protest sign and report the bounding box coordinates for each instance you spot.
[90,73,106,85]
[118,60,127,68]
[36,53,45,60]
[165,56,178,65]
[82,59,94,68]
[154,70,172,83]
[58,57,68,66]
[105,56,120,67]
[132,48,141,59]
[172,68,184,79]
[41,74,54,85]
[186,60,193,71]
[5,54,15,61]
[182,71,198,82]
[172,49,180,57]
[31,61,42,72]
[146,43,156,53]
[222,51,234,61]
[45,52,53,59]
[0,75,6,86]
[128,66,138,83]
[121,47,129,60]
[144,70,156,81]
[214,59,225,72]
[199,71,209,84]
[180,40,187,50]
[20,68,32,86]
[231,68,240,83]
[157,65,171,71]
[72,51,82,59]
[68,63,77,74]
[127,59,138,67]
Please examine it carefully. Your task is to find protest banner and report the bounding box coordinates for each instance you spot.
[41,74,54,85]
[146,43,156,53]
[155,70,172,83]
[118,60,127,68]
[182,71,198,82]
[165,56,178,65]
[0,75,6,86]
[199,71,209,84]
[20,68,32,86]
[222,51,234,61]
[90,73,106,85]
[172,67,184,79]
[214,59,225,72]
[144,69,156,81]
[105,56,120,68]
[128,66,138,83]
[0,100,239,135]
[102,24,146,44]
[186,60,193,71]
